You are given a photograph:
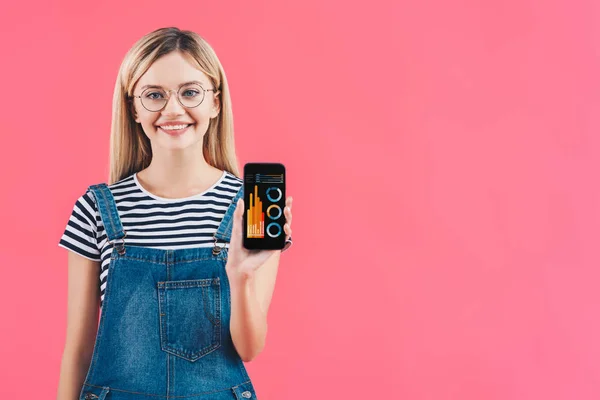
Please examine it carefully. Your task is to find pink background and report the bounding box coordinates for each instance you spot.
[1,0,599,399]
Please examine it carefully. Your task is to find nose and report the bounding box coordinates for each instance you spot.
[162,90,185,114]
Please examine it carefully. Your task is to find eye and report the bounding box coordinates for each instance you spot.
[182,89,200,98]
[145,91,164,99]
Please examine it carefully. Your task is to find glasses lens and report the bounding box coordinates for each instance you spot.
[141,88,167,112]
[178,83,204,108]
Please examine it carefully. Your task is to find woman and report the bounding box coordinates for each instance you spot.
[56,26,293,400]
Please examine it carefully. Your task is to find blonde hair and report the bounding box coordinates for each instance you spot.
[108,27,240,184]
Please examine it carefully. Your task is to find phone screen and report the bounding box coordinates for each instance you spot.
[243,163,286,250]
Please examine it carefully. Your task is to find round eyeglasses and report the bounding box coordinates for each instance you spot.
[131,83,219,112]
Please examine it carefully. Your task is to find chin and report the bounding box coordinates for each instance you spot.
[158,134,206,150]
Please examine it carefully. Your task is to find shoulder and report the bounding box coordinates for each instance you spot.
[219,171,243,195]
[222,170,243,185]
[71,188,99,223]
[85,173,137,203]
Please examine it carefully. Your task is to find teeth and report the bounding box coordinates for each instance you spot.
[160,124,189,130]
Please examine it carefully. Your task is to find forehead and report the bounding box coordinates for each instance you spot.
[135,52,211,90]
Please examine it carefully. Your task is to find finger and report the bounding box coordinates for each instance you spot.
[284,223,292,240]
[285,206,292,226]
[236,197,244,223]
[231,198,243,245]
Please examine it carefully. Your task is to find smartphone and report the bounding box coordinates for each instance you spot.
[243,163,287,250]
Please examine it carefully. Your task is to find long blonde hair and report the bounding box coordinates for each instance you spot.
[108,27,239,184]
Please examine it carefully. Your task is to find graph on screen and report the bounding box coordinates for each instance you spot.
[246,173,284,239]
[247,184,265,238]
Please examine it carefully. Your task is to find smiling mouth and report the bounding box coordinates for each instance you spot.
[158,124,193,129]
[157,124,194,134]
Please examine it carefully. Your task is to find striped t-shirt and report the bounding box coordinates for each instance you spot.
[58,170,243,309]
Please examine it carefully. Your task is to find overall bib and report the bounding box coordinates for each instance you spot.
[79,183,258,400]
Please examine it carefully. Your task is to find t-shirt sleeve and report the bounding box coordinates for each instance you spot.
[58,189,101,261]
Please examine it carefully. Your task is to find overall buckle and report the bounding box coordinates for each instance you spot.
[112,231,127,255]
[212,236,225,256]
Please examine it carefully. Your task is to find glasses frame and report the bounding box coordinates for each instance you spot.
[130,83,220,112]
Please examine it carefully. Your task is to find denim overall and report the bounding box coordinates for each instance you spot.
[79,183,258,400]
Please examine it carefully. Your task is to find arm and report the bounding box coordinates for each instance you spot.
[56,251,101,400]
[227,250,280,362]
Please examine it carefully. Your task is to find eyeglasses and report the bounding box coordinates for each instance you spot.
[131,82,219,112]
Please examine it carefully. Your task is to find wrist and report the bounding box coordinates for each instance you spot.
[226,262,254,284]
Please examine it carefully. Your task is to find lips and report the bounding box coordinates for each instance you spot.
[157,122,193,126]
[157,124,194,135]
[159,124,191,128]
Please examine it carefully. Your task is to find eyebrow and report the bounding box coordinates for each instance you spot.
[140,80,206,90]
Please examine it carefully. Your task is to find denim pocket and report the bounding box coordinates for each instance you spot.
[157,278,221,362]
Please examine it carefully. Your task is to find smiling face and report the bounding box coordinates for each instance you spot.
[131,51,220,151]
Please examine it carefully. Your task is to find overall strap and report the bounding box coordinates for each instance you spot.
[212,186,244,255]
[88,183,127,254]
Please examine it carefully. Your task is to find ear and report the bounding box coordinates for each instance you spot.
[211,91,221,119]
[129,98,140,123]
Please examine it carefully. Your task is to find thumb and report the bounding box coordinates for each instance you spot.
[236,198,244,219]
[231,198,243,242]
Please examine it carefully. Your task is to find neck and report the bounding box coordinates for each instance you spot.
[137,149,222,198]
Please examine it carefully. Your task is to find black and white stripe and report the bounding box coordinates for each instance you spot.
[58,170,243,309]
